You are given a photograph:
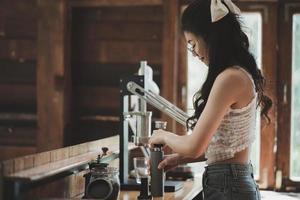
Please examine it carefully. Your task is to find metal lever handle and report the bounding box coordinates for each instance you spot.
[127,81,190,126]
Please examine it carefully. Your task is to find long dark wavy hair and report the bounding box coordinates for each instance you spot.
[182,0,272,130]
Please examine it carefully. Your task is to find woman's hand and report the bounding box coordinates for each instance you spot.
[148,129,172,148]
[158,153,182,171]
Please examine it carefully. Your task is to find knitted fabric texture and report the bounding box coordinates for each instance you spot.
[205,67,257,164]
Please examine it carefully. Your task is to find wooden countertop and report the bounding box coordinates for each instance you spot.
[119,163,205,200]
[2,135,205,200]
[118,176,203,200]
[3,136,135,182]
[49,174,203,200]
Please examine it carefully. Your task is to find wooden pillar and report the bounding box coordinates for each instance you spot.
[37,0,71,152]
[259,2,277,189]
[277,2,294,190]
[162,0,180,132]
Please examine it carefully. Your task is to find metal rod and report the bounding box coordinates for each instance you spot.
[127,81,190,126]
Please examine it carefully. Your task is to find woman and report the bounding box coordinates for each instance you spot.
[148,0,272,199]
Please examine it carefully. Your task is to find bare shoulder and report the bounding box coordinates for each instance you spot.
[213,66,255,107]
[214,67,249,91]
[203,67,251,119]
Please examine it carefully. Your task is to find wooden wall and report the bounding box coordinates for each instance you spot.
[0,0,181,160]
[70,6,164,144]
[0,0,38,160]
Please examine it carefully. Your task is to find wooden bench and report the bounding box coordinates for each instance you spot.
[0,136,136,199]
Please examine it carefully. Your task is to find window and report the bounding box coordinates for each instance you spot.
[187,48,208,116]
[291,14,300,181]
[241,12,262,179]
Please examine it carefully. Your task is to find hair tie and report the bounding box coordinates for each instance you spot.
[210,0,241,22]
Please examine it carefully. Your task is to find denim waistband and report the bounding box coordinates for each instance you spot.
[204,163,254,177]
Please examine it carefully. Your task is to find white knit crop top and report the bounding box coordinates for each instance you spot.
[205,67,258,165]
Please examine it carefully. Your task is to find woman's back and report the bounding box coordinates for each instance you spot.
[205,66,257,165]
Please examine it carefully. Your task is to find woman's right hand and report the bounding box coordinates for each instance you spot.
[158,153,182,171]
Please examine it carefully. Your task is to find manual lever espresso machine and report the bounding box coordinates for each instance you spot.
[119,61,191,197]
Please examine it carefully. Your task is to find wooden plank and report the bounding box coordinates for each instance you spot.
[71,6,163,22]
[13,157,25,173]
[23,170,86,198]
[14,155,34,172]
[0,0,36,19]
[75,86,119,113]
[66,170,86,198]
[0,39,36,61]
[72,62,159,85]
[69,143,88,157]
[0,84,36,112]
[2,19,36,39]
[161,0,180,132]
[36,0,71,152]
[50,148,70,162]
[0,113,36,122]
[34,151,50,167]
[1,15,37,39]
[72,40,162,64]
[0,0,37,39]
[1,159,14,175]
[70,0,162,7]
[70,120,120,144]
[0,126,36,146]
[74,89,157,117]
[72,63,161,86]
[0,60,36,84]
[0,146,36,163]
[72,21,162,41]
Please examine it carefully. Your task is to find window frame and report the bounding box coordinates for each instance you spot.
[277,2,300,191]
[237,2,278,189]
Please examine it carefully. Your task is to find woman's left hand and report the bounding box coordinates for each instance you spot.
[148,129,172,148]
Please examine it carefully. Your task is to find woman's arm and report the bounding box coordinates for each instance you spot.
[181,154,207,163]
[157,153,206,170]
[149,69,248,158]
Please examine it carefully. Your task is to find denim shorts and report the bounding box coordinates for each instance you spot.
[201,163,261,200]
